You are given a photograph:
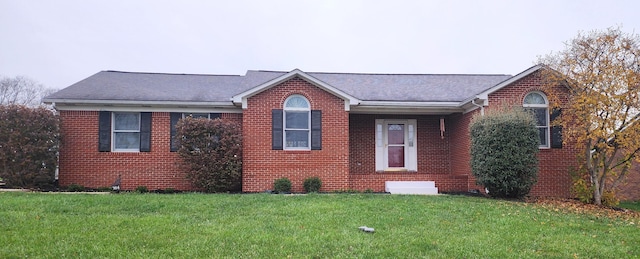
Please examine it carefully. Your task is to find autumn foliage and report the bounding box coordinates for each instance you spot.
[176,117,242,193]
[470,107,540,199]
[0,105,60,188]
[539,27,640,205]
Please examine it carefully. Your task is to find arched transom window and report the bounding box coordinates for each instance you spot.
[523,91,550,148]
[283,95,311,149]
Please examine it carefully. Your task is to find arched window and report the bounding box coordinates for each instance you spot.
[283,95,311,149]
[523,91,550,148]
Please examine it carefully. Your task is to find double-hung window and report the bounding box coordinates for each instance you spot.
[113,112,141,151]
[523,91,550,148]
[98,111,151,152]
[284,95,311,150]
[272,95,322,151]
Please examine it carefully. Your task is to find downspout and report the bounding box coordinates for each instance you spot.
[471,98,485,116]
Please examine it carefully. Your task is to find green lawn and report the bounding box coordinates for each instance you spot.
[1,192,638,258]
[621,201,640,212]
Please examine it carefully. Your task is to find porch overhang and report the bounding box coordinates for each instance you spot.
[350,101,464,115]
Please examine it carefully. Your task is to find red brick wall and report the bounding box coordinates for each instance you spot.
[348,114,468,192]
[241,77,350,193]
[448,110,483,191]
[487,72,578,197]
[57,111,242,191]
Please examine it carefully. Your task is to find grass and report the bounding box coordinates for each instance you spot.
[621,201,640,211]
[1,193,639,258]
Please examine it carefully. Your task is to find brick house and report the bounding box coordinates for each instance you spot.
[43,65,578,196]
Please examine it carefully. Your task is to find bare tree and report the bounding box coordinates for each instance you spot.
[0,75,56,107]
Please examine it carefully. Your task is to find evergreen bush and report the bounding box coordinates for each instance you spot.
[303,176,322,193]
[273,178,292,193]
[470,107,539,199]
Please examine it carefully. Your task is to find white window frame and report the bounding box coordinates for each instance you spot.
[523,91,550,149]
[375,119,418,171]
[112,112,141,152]
[283,95,311,150]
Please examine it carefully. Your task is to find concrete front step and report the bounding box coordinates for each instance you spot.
[385,181,438,195]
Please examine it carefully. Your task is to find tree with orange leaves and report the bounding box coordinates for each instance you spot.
[539,27,640,205]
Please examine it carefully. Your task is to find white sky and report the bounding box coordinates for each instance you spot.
[1,0,638,89]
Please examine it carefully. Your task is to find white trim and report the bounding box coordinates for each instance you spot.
[459,65,543,110]
[51,103,242,113]
[523,91,551,149]
[475,65,543,101]
[112,112,141,152]
[231,69,360,111]
[375,119,418,171]
[283,95,311,150]
[43,98,233,107]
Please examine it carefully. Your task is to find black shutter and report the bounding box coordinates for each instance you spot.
[210,113,221,119]
[272,109,283,150]
[98,111,111,152]
[139,112,152,152]
[170,113,181,152]
[550,109,563,148]
[311,110,322,150]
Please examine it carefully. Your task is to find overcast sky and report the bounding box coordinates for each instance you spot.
[1,0,638,90]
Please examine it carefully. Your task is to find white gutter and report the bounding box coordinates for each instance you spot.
[42,98,235,107]
[471,98,485,116]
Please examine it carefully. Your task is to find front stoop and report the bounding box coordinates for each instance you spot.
[385,181,438,195]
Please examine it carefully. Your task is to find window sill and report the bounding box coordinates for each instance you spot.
[282,150,312,154]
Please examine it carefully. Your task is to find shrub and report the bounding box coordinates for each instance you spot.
[67,184,85,192]
[0,105,60,189]
[176,117,242,193]
[570,168,593,203]
[602,191,620,207]
[470,107,539,199]
[135,186,149,193]
[273,178,292,193]
[303,177,322,193]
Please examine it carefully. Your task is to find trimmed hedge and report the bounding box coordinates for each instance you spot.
[470,108,539,199]
[176,116,242,193]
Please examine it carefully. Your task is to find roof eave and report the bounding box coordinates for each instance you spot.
[44,98,239,112]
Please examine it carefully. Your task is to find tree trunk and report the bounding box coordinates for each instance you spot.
[592,171,602,205]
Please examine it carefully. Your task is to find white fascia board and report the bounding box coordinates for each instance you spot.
[231,69,360,110]
[48,99,241,113]
[478,64,542,96]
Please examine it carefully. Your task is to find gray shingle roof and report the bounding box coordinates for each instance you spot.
[45,69,514,103]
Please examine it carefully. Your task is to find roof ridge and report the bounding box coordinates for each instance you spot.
[103,70,242,77]
[249,70,510,76]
